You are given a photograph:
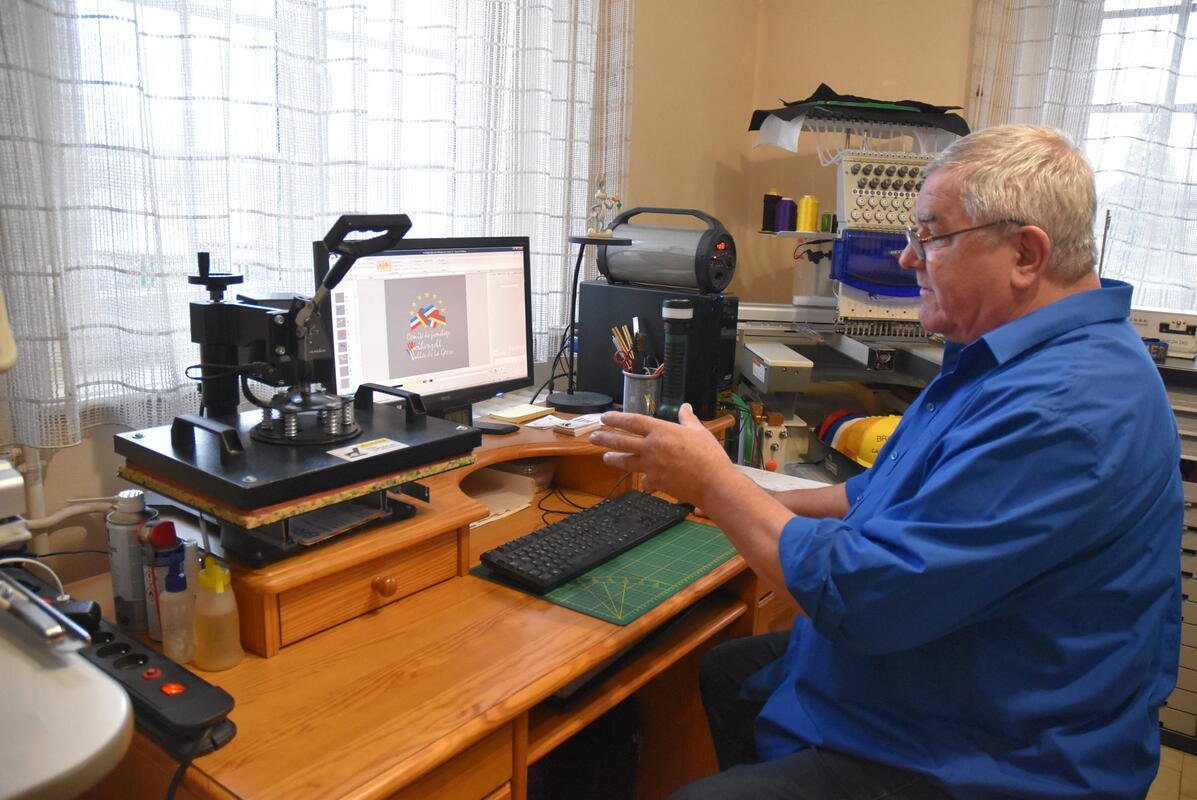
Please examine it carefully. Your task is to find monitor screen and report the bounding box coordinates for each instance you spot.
[317,236,534,420]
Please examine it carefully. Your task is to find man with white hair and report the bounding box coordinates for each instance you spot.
[591,125,1183,799]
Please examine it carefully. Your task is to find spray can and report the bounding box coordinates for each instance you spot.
[106,488,158,633]
[141,520,182,641]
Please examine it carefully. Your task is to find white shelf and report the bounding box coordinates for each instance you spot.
[759,230,837,241]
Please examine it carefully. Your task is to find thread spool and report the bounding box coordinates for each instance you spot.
[798,195,819,232]
[775,197,797,232]
[761,190,781,232]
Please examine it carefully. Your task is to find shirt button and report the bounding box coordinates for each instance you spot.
[889,452,897,461]
[926,402,936,412]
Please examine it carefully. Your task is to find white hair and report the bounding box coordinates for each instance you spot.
[926,125,1097,282]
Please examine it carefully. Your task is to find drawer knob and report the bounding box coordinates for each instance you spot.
[372,576,398,597]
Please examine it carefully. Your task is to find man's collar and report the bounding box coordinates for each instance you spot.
[945,278,1132,368]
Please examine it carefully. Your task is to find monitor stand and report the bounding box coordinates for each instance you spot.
[439,405,473,426]
[440,403,520,435]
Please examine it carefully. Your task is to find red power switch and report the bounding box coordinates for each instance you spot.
[160,682,187,696]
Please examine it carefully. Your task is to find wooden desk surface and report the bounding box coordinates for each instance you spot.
[189,557,744,799]
[87,414,745,800]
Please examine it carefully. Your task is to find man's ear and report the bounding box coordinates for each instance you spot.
[1011,225,1052,287]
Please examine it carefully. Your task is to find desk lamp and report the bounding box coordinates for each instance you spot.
[546,234,631,413]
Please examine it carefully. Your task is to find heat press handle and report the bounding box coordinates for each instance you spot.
[171,413,245,464]
[607,207,720,231]
[319,215,413,292]
[353,383,427,425]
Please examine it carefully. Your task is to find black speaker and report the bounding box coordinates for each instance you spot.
[576,282,738,420]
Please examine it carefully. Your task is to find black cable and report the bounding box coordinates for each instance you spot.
[164,728,208,800]
[536,321,575,401]
[604,472,633,500]
[553,487,588,510]
[536,491,577,525]
[531,370,569,404]
[183,361,271,383]
[239,374,273,409]
[165,757,191,800]
[561,244,588,393]
[31,549,108,557]
[183,363,240,382]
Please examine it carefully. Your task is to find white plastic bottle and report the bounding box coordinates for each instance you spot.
[159,555,195,664]
[106,488,158,632]
[193,556,243,671]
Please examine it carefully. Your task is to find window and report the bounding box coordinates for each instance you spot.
[1084,1,1196,311]
[0,0,631,449]
[970,0,1196,312]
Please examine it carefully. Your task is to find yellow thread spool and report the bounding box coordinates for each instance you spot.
[797,195,819,232]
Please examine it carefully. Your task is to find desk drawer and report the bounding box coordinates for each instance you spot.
[387,724,512,800]
[279,530,457,645]
[754,590,799,635]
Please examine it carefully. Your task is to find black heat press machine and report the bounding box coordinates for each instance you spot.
[114,215,481,566]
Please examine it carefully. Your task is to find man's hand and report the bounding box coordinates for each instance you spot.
[590,403,837,606]
[589,403,736,509]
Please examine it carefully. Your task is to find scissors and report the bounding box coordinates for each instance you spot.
[613,349,636,371]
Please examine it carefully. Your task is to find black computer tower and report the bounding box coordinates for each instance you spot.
[576,281,739,420]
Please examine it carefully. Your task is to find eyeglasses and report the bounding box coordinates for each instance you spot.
[904,218,1026,261]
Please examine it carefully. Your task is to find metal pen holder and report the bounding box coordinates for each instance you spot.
[622,371,661,416]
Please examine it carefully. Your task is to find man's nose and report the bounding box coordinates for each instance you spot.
[897,240,922,270]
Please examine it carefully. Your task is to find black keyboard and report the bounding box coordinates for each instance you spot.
[480,490,692,594]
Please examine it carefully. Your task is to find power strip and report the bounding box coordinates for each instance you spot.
[7,564,238,761]
[73,615,235,746]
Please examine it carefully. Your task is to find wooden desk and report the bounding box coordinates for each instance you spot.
[82,417,797,800]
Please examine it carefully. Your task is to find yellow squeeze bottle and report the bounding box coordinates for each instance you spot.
[193,556,243,671]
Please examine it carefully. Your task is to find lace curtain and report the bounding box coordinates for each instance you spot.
[0,0,632,449]
[969,0,1196,313]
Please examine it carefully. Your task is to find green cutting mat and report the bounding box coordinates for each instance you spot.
[472,519,737,625]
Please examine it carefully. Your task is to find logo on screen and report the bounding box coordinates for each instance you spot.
[409,295,448,331]
[407,292,452,360]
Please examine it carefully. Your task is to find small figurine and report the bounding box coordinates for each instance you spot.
[587,177,621,237]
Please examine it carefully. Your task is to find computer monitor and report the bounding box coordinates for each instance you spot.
[316,236,534,423]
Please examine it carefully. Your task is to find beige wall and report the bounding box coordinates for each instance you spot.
[629,0,975,303]
[30,3,976,582]
[19,425,128,584]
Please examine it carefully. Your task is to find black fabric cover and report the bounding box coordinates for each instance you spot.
[749,83,970,137]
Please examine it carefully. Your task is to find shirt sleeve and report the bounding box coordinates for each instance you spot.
[842,468,874,504]
[778,399,1154,655]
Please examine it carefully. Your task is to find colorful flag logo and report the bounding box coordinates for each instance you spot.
[409,293,448,331]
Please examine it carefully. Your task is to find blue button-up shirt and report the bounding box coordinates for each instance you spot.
[753,280,1182,799]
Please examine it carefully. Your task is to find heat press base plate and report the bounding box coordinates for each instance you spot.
[114,405,481,509]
